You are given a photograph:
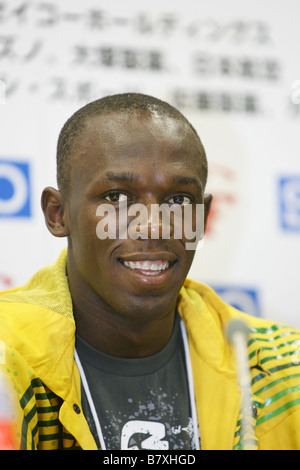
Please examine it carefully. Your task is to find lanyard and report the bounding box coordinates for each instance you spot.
[74,319,201,450]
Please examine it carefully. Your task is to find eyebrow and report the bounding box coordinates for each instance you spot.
[104,171,202,188]
[171,176,202,188]
[104,171,140,183]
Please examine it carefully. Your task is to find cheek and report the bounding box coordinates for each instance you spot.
[181,205,204,252]
[67,210,109,275]
[96,208,119,240]
[67,200,98,239]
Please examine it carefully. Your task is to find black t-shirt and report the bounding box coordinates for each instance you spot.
[75,314,196,450]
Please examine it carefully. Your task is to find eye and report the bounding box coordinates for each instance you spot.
[168,195,192,206]
[105,192,128,203]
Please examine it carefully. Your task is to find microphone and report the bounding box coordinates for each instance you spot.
[226,319,255,450]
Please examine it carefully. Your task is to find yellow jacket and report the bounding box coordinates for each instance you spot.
[1,249,300,450]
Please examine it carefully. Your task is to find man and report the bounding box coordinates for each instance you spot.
[1,93,300,450]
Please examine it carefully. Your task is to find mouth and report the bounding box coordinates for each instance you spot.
[118,253,177,281]
[122,259,170,276]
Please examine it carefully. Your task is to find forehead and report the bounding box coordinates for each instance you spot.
[70,112,206,186]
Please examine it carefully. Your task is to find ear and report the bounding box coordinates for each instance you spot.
[203,193,213,233]
[41,187,69,238]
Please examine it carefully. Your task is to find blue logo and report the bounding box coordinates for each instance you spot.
[279,176,300,231]
[213,286,261,317]
[0,160,31,217]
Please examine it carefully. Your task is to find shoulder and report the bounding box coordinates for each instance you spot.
[181,280,300,448]
[245,319,300,448]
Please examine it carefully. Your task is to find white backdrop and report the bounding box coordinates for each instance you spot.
[0,0,299,326]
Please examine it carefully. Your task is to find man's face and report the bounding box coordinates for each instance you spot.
[65,112,209,322]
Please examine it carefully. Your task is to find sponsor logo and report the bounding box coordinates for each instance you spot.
[278,176,300,231]
[213,286,261,317]
[0,160,31,217]
[204,163,237,236]
[0,274,13,291]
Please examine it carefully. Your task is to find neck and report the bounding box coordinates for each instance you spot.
[73,305,176,358]
[68,272,177,358]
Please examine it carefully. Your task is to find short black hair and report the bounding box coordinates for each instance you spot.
[56,92,207,194]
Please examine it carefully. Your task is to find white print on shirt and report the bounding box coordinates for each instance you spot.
[121,420,168,450]
[100,389,195,449]
[120,419,194,450]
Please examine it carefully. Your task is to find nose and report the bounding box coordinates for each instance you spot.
[127,202,163,240]
[127,201,183,241]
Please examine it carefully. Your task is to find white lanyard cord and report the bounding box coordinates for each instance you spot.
[74,348,107,450]
[180,320,201,450]
[74,319,200,451]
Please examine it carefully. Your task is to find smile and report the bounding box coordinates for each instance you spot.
[118,252,177,283]
[123,260,169,276]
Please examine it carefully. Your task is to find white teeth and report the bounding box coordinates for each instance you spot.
[150,262,159,271]
[123,260,169,273]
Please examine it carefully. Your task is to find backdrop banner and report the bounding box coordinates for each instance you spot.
[0,0,299,326]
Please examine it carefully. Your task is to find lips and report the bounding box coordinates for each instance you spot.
[118,252,176,279]
[123,259,169,275]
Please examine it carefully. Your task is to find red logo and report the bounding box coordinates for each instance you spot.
[0,274,13,290]
[205,162,237,235]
